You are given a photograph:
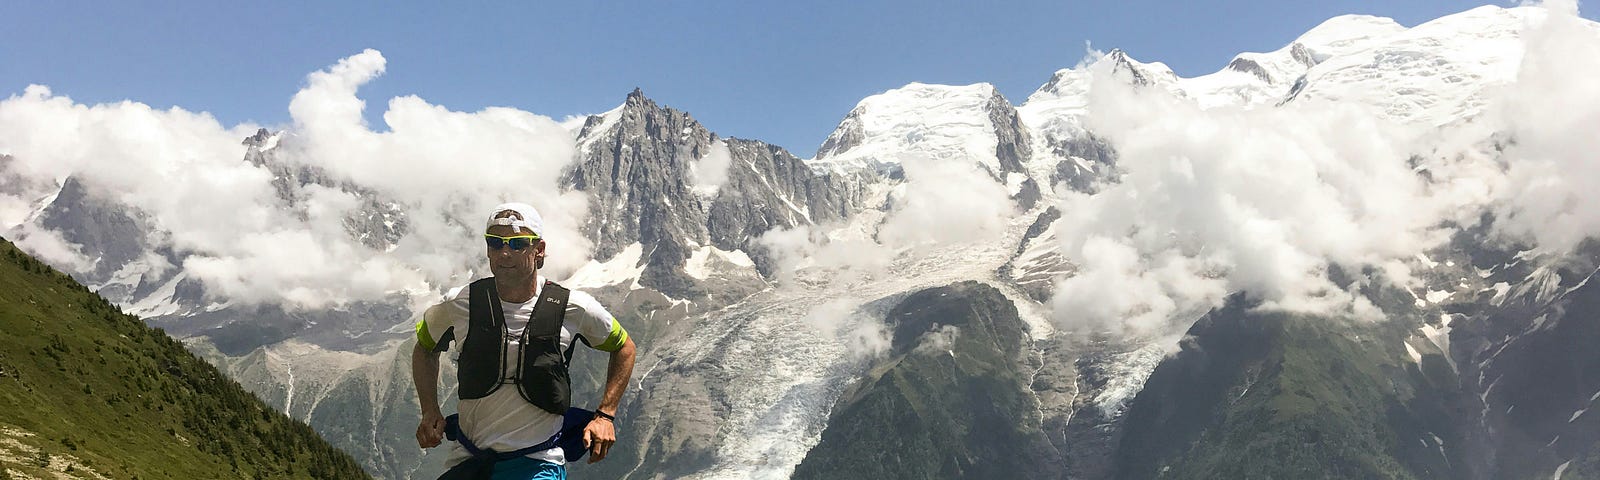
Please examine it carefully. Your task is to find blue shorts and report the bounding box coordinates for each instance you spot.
[492,457,566,480]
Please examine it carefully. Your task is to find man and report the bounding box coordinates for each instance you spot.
[413,202,636,480]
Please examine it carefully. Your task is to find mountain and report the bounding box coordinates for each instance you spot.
[3,4,1599,480]
[792,281,1058,479]
[0,236,369,479]
[1113,236,1600,480]
[564,88,865,298]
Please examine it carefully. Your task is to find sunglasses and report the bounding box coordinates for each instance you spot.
[485,234,539,251]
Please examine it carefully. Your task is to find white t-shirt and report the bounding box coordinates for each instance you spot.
[416,276,627,467]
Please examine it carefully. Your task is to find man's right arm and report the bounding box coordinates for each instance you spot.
[412,339,445,448]
[413,299,460,449]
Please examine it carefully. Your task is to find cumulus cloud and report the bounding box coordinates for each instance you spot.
[0,49,587,309]
[689,140,733,197]
[1049,54,1449,337]
[1489,0,1600,253]
[1047,0,1600,341]
[8,223,95,273]
[877,155,1017,248]
[758,222,893,288]
[278,49,589,295]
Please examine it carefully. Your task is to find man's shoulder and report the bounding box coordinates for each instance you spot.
[453,277,501,297]
[551,284,609,315]
[556,285,598,303]
[445,284,471,302]
[438,279,486,306]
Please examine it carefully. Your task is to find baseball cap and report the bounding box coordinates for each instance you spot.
[485,202,545,238]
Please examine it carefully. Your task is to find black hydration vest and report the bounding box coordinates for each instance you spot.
[435,277,574,415]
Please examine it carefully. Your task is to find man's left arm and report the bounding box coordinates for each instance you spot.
[574,294,636,463]
[585,335,635,463]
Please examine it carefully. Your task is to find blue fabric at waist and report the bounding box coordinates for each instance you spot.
[492,456,566,480]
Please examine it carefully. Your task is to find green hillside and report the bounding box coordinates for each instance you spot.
[1116,295,1468,480]
[0,237,370,479]
[792,281,1060,479]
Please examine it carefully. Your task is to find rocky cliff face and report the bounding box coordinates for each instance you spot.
[565,89,865,297]
[1446,241,1600,479]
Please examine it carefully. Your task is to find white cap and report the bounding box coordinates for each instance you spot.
[485,202,545,237]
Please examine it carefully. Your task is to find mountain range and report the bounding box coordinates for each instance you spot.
[3,4,1599,479]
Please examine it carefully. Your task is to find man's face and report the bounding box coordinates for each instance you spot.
[485,224,543,280]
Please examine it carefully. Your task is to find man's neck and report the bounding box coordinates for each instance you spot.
[493,273,540,303]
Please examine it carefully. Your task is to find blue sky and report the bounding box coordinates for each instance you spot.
[3,1,1578,155]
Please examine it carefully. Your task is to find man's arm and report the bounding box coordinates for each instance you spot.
[412,340,446,448]
[584,336,635,463]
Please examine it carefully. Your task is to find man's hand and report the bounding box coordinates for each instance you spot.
[416,410,445,448]
[583,415,616,463]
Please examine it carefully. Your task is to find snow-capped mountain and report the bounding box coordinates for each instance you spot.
[4,4,1600,480]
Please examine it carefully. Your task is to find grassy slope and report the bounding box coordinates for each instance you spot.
[0,237,370,479]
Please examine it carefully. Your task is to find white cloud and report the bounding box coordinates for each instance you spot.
[1490,0,1600,253]
[1046,1,1600,342]
[8,223,95,273]
[911,324,960,356]
[877,155,1017,249]
[800,298,891,359]
[689,140,733,197]
[0,50,588,309]
[1049,56,1449,338]
[756,223,893,288]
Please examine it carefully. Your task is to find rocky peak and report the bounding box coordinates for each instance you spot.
[242,128,274,147]
[982,87,1035,179]
[564,90,864,297]
[1225,57,1274,83]
[814,104,865,160]
[1106,49,1152,86]
[626,86,648,102]
[33,175,153,284]
[1030,69,1079,101]
[812,83,1031,180]
[1289,42,1319,68]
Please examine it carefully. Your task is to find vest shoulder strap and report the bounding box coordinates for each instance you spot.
[530,281,570,336]
[434,277,500,352]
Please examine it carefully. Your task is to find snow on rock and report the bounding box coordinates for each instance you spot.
[574,104,625,152]
[684,244,756,280]
[1287,6,1542,125]
[1020,49,1184,141]
[1425,289,1453,304]
[812,82,1005,176]
[1178,14,1405,108]
[128,272,188,318]
[563,242,646,290]
[1420,316,1455,370]
[1555,460,1573,480]
[1092,343,1168,417]
[1020,6,1567,129]
[258,132,282,152]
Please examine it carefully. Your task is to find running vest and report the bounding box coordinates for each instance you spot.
[444,277,574,415]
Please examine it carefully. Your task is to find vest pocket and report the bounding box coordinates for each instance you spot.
[520,334,571,415]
